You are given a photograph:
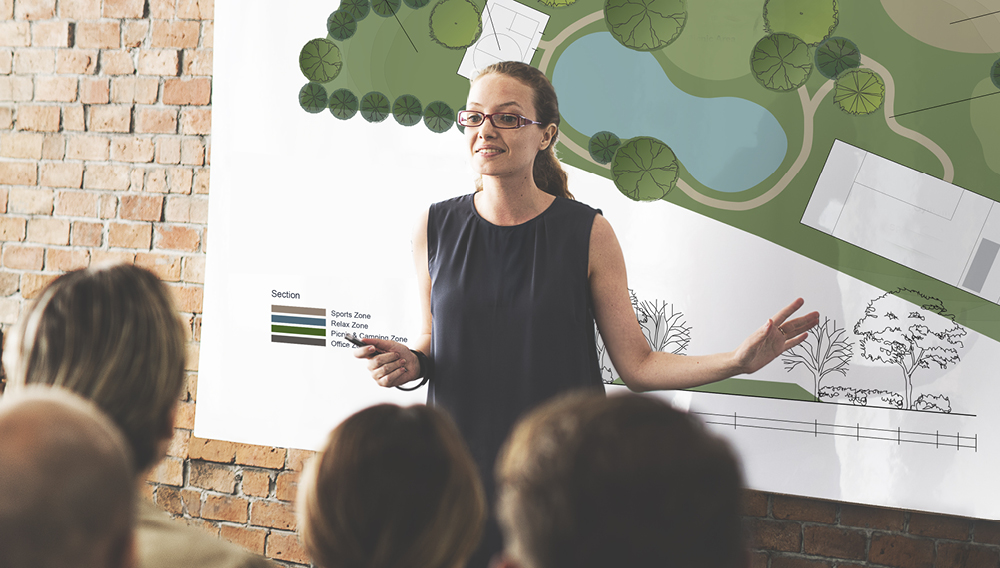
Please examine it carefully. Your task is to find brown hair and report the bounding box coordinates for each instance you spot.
[496,392,746,568]
[473,61,572,199]
[3,263,187,473]
[298,404,486,568]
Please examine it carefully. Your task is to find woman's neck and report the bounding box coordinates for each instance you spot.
[476,176,555,226]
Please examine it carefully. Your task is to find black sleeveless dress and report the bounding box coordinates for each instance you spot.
[426,191,605,495]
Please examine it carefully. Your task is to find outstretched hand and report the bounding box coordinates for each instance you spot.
[734,298,819,375]
[352,337,422,388]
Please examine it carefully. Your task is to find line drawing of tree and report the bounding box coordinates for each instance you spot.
[393,94,423,126]
[853,288,966,410]
[588,131,621,165]
[360,91,391,123]
[298,82,328,114]
[611,137,679,201]
[328,88,359,120]
[299,38,342,83]
[750,32,812,92]
[913,393,951,413]
[327,10,358,41]
[604,0,686,52]
[429,0,482,49]
[372,0,401,17]
[404,0,431,9]
[340,0,371,21]
[834,68,884,115]
[596,289,691,385]
[763,0,838,45]
[818,386,903,409]
[782,317,852,399]
[423,101,455,133]
[991,57,1000,90]
[815,36,860,79]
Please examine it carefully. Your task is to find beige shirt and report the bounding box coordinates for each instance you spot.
[136,499,276,568]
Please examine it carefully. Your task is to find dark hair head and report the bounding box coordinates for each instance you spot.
[497,392,745,568]
[473,61,572,199]
[299,404,486,568]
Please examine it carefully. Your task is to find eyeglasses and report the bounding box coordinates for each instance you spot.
[457,110,542,129]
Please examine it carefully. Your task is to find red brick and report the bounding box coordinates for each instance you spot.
[33,22,72,47]
[182,517,220,537]
[177,0,214,19]
[60,0,101,19]
[1,131,43,159]
[101,51,136,76]
[0,272,17,296]
[180,138,205,166]
[749,551,768,568]
[167,167,193,194]
[0,161,36,185]
[935,542,1000,568]
[148,0,176,18]
[166,428,191,458]
[188,436,236,463]
[42,163,83,188]
[0,22,31,47]
[35,76,78,102]
[202,495,248,523]
[137,49,179,75]
[41,133,64,160]
[156,136,181,164]
[80,78,109,104]
[103,0,145,18]
[190,461,237,493]
[66,134,110,160]
[45,249,89,271]
[135,252,181,280]
[120,194,163,221]
[151,20,200,49]
[266,531,310,565]
[154,486,202,517]
[15,0,55,19]
[63,105,85,131]
[8,187,52,215]
[220,525,267,555]
[770,557,832,568]
[745,518,801,553]
[240,471,270,498]
[146,456,184,486]
[56,49,98,74]
[136,106,177,134]
[84,164,131,190]
[56,191,98,216]
[174,400,195,429]
[974,520,1000,545]
[803,525,866,560]
[71,221,103,246]
[27,218,69,245]
[14,49,55,74]
[909,513,971,541]
[91,250,134,265]
[163,78,211,105]
[76,22,120,49]
[180,108,211,135]
[841,504,907,531]
[120,23,147,49]
[0,107,11,129]
[773,495,838,524]
[89,105,132,133]
[185,343,199,371]
[182,255,205,283]
[164,195,208,223]
[111,136,154,162]
[3,245,43,270]
[183,372,198,400]
[0,217,26,241]
[275,471,300,502]
[284,449,316,472]
[20,272,59,299]
[99,193,118,218]
[0,76,34,102]
[108,222,151,249]
[155,224,200,251]
[235,444,286,469]
[869,534,934,568]
[193,168,209,194]
[183,48,212,76]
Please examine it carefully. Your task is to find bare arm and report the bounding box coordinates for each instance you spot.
[589,215,818,393]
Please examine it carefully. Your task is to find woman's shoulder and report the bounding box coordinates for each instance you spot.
[551,196,602,219]
[430,193,475,211]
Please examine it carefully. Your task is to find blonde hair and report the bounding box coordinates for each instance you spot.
[298,404,486,568]
[3,263,187,472]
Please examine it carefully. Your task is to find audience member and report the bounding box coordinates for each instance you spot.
[298,403,486,568]
[3,263,275,568]
[494,392,746,568]
[0,386,136,568]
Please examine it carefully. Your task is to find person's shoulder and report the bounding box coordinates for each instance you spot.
[551,196,601,219]
[431,193,474,211]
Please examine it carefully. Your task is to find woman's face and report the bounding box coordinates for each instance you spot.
[465,73,556,183]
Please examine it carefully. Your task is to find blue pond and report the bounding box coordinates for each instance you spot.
[552,32,787,193]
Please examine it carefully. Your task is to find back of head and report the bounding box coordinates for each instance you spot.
[2,263,187,472]
[298,404,486,568]
[0,386,135,568]
[496,392,745,568]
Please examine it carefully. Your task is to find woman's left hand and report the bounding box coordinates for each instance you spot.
[733,298,819,375]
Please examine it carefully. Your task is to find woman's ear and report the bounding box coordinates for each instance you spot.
[538,123,557,151]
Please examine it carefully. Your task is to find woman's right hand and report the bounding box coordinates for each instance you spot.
[352,337,421,388]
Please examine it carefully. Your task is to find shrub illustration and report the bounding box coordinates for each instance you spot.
[596,289,690,385]
[611,137,679,201]
[340,0,371,21]
[818,386,904,409]
[539,0,576,6]
[360,91,391,122]
[299,38,342,82]
[299,82,328,113]
[782,317,852,399]
[834,68,884,115]
[604,0,686,51]
[750,32,812,92]
[853,288,966,410]
[327,10,358,41]
[763,0,838,45]
[429,0,482,49]
[913,394,952,413]
[328,88,360,120]
[991,57,1000,90]
[815,36,861,79]
[588,131,621,164]
[423,101,455,133]
[372,0,401,17]
[393,94,423,126]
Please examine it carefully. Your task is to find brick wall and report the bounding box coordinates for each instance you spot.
[2,2,1000,568]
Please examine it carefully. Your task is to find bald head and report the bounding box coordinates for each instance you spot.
[0,387,136,568]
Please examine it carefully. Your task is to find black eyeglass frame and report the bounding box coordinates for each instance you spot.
[457,110,543,129]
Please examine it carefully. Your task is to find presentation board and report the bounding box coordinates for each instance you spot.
[198,0,1000,519]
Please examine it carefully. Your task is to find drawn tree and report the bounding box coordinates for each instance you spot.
[327,10,358,41]
[596,289,690,385]
[393,94,423,126]
[750,33,812,92]
[834,68,884,115]
[429,0,482,49]
[372,0,401,17]
[404,0,431,9]
[299,38,342,82]
[604,0,686,51]
[299,82,328,114]
[815,36,860,79]
[763,0,838,45]
[853,288,966,410]
[913,394,951,413]
[360,91,391,123]
[782,317,852,399]
[992,58,1000,90]
[328,88,360,120]
[340,0,371,21]
[588,131,621,165]
[611,137,679,201]
[423,101,455,133]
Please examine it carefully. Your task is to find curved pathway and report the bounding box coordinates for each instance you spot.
[536,10,604,75]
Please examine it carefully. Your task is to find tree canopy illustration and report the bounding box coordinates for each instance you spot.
[423,101,455,133]
[750,33,812,92]
[328,89,359,120]
[611,137,679,201]
[360,91,391,123]
[763,0,838,45]
[299,82,328,113]
[299,38,342,83]
[992,57,1000,90]
[604,0,687,52]
[853,288,966,410]
[783,317,852,399]
[393,94,423,126]
[327,10,358,41]
[404,0,431,9]
[372,0,401,17]
[834,68,884,115]
[340,0,371,20]
[588,131,621,165]
[815,36,861,79]
[429,0,482,49]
